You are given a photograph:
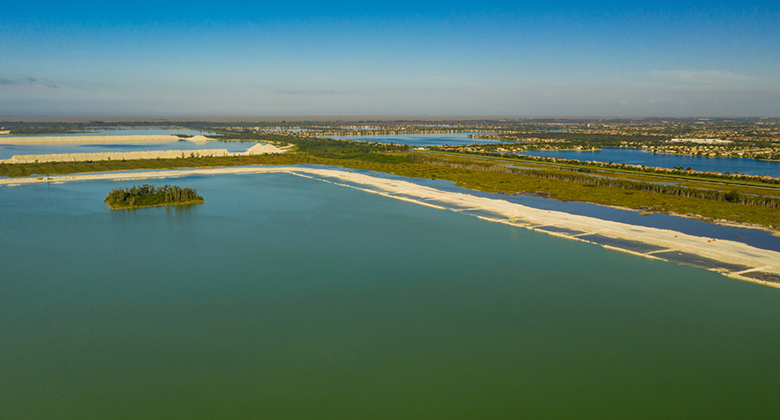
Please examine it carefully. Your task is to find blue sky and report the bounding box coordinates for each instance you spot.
[1,1,778,117]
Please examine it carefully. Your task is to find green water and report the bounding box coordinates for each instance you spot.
[1,173,779,419]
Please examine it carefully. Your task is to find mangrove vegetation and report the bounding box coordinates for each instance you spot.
[105,184,204,209]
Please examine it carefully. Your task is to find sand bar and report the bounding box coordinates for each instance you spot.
[2,165,778,288]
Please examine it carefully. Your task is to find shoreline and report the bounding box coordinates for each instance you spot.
[2,165,779,288]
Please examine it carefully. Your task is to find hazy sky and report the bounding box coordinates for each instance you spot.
[2,1,779,117]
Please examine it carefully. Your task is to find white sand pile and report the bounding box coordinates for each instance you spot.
[187,135,211,144]
[241,143,287,155]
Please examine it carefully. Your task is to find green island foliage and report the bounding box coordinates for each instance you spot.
[104,184,203,209]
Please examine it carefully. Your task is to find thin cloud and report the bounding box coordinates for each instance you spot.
[652,70,760,87]
[276,89,339,95]
[8,76,60,88]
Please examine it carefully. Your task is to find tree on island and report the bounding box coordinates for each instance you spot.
[104,184,204,209]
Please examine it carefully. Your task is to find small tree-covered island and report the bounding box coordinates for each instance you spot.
[104,184,204,210]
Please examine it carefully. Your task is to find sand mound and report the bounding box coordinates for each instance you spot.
[187,135,211,144]
[242,143,287,155]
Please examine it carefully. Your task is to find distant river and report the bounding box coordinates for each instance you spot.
[521,148,780,177]
[2,172,779,419]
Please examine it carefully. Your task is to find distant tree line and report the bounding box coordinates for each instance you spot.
[254,134,411,162]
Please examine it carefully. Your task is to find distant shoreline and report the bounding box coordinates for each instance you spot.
[2,165,778,288]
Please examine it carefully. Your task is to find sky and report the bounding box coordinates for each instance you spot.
[1,1,779,117]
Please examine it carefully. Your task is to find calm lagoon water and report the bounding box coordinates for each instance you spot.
[521,148,780,177]
[336,132,499,146]
[2,173,780,419]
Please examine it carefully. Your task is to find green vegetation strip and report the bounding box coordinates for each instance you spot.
[420,151,780,198]
[411,154,780,208]
[430,149,780,186]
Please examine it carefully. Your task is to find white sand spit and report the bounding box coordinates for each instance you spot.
[2,166,778,288]
[0,141,291,163]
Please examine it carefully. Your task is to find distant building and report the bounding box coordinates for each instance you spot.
[669,138,732,145]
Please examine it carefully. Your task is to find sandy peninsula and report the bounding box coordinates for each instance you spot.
[2,165,778,288]
[0,141,290,164]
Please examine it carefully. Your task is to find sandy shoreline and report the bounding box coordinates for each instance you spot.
[2,165,779,288]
